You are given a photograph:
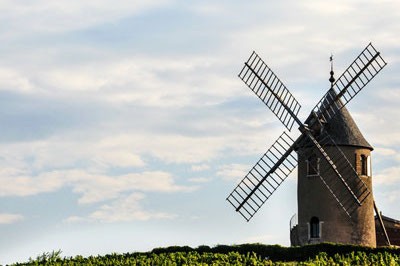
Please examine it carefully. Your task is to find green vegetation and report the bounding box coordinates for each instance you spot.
[9,243,400,265]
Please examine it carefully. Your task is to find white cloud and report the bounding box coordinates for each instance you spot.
[188,177,211,184]
[302,1,354,15]
[48,55,238,107]
[0,213,24,225]
[0,170,65,197]
[217,164,250,182]
[0,135,149,172]
[68,170,196,205]
[374,147,397,157]
[98,134,228,164]
[373,167,400,185]
[351,95,400,148]
[90,193,176,222]
[0,164,195,203]
[67,193,176,223]
[0,0,171,35]
[384,190,400,203]
[0,67,35,93]
[92,150,145,169]
[187,2,226,16]
[0,102,278,199]
[63,216,88,224]
[0,165,197,225]
[191,164,210,172]
[375,88,400,103]
[0,53,242,112]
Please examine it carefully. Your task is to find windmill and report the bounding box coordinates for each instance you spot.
[226,43,390,246]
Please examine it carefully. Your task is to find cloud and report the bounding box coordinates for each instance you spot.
[373,167,400,185]
[0,67,35,93]
[90,193,176,222]
[0,0,171,35]
[33,55,238,108]
[187,2,227,16]
[0,165,196,224]
[353,113,400,148]
[217,164,250,182]
[0,169,65,197]
[375,88,400,103]
[98,134,224,164]
[188,177,211,184]
[0,213,24,225]
[92,150,145,169]
[191,164,210,172]
[66,193,176,223]
[68,170,196,205]
[384,190,400,203]
[0,137,147,173]
[374,147,397,157]
[0,168,195,204]
[0,92,279,201]
[99,131,276,164]
[63,216,88,224]
[302,1,354,15]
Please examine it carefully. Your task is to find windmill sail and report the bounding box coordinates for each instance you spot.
[228,43,386,222]
[226,132,297,221]
[311,43,387,124]
[238,51,301,131]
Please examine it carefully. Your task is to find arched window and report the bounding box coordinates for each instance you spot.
[307,154,319,176]
[310,216,320,238]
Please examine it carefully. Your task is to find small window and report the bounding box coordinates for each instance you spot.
[360,155,370,176]
[307,154,319,176]
[310,216,320,238]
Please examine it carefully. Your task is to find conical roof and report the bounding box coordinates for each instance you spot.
[306,89,373,150]
[322,104,373,150]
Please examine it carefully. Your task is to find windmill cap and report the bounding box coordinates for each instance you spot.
[323,103,373,150]
[305,89,373,150]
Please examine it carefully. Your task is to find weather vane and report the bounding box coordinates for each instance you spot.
[329,54,335,86]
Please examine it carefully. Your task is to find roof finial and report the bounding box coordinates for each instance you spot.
[329,54,335,87]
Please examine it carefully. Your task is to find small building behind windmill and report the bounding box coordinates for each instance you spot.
[375,214,400,247]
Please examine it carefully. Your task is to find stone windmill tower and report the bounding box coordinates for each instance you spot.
[292,64,376,246]
[226,43,389,247]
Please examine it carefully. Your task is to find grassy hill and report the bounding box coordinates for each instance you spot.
[9,243,400,265]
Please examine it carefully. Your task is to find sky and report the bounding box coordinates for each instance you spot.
[1,0,400,264]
